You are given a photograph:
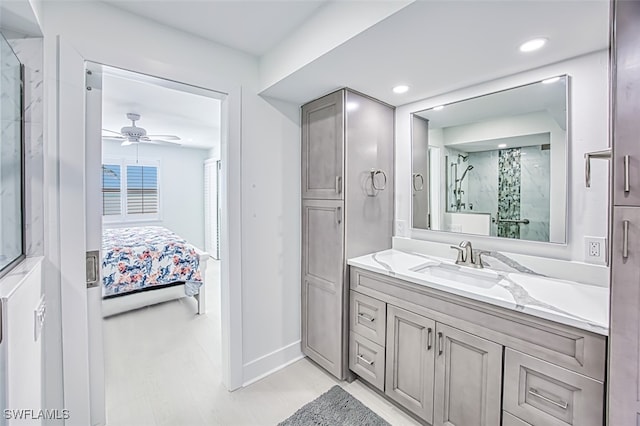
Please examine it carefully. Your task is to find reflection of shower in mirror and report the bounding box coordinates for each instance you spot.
[450,159,474,212]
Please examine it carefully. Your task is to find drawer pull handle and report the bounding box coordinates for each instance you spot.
[625,155,631,193]
[335,176,342,194]
[528,387,569,410]
[623,220,630,260]
[357,354,374,366]
[357,312,375,322]
[427,327,433,350]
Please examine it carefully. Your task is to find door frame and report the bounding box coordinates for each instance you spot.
[47,36,244,425]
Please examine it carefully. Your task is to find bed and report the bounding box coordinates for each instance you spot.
[101,226,209,317]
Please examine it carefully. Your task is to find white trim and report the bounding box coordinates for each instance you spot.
[241,340,304,387]
[49,41,244,426]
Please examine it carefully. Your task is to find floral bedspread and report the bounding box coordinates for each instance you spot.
[102,226,202,298]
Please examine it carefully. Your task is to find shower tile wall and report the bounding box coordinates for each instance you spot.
[519,145,550,242]
[497,148,522,239]
[466,150,499,235]
[9,38,44,257]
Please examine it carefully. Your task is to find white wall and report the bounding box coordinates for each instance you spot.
[41,0,301,409]
[101,141,210,250]
[396,50,609,262]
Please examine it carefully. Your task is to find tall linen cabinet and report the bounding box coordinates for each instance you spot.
[301,89,394,379]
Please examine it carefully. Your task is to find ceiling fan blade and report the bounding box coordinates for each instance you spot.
[102,128,123,136]
[143,139,183,146]
[102,136,126,142]
[121,141,134,147]
[145,134,181,141]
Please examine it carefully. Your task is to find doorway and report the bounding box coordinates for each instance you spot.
[87,62,227,424]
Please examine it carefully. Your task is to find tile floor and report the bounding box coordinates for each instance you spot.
[103,259,419,425]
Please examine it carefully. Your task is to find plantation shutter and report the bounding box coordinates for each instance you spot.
[102,164,122,215]
[126,165,158,214]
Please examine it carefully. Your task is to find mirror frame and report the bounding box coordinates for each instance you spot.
[409,74,571,245]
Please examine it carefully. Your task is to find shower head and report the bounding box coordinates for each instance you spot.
[459,164,474,182]
[457,154,469,163]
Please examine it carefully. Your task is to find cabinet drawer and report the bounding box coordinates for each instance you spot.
[503,412,532,426]
[349,332,385,391]
[504,349,604,426]
[350,291,386,346]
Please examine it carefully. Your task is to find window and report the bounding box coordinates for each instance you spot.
[101,159,160,221]
[102,164,121,216]
[126,165,158,215]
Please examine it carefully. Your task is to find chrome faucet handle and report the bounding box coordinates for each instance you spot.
[450,246,466,264]
[472,250,490,269]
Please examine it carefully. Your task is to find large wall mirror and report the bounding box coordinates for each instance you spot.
[412,76,568,243]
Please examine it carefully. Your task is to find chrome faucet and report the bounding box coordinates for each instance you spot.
[450,241,488,268]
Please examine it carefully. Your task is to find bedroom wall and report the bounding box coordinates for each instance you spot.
[42,1,302,418]
[101,140,210,250]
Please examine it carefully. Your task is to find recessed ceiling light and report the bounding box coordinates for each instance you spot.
[393,85,409,94]
[519,38,547,52]
[498,143,507,148]
[542,77,560,84]
[432,105,444,111]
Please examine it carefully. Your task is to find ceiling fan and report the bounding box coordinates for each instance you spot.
[102,113,182,146]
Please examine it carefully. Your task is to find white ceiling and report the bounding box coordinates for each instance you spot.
[260,0,609,106]
[101,66,221,151]
[101,0,328,56]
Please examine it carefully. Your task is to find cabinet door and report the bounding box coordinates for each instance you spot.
[301,200,345,378]
[609,207,640,425]
[612,0,640,206]
[302,90,344,200]
[385,305,436,423]
[434,323,502,426]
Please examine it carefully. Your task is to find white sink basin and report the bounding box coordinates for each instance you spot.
[410,262,501,289]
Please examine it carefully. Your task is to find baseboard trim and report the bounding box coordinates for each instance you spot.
[242,340,304,387]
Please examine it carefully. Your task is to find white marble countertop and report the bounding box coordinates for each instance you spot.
[348,249,609,336]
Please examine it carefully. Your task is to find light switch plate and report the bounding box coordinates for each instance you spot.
[584,236,607,265]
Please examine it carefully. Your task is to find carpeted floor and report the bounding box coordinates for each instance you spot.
[278,385,391,426]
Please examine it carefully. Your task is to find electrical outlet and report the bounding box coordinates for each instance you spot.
[584,236,607,265]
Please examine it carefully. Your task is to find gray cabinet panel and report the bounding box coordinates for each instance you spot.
[385,305,436,423]
[302,91,344,200]
[302,200,344,285]
[433,323,502,426]
[301,200,344,378]
[503,412,532,426]
[504,349,603,426]
[609,207,640,425]
[344,90,394,259]
[612,0,640,206]
[349,332,385,391]
[412,114,430,229]
[350,291,386,346]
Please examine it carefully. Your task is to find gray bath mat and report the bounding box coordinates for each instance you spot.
[278,385,390,426]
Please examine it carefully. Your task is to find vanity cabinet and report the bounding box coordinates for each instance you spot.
[349,267,607,426]
[385,305,435,423]
[433,323,502,426]
[301,89,394,380]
